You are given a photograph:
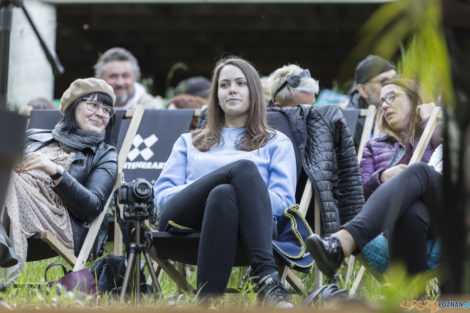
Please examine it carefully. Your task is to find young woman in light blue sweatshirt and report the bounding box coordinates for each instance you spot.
[154,57,296,306]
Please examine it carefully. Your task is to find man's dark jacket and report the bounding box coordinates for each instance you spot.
[271,105,364,235]
[25,129,118,255]
[347,88,368,147]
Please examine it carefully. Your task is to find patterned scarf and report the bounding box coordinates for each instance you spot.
[51,122,105,150]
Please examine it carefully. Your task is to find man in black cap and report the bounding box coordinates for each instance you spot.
[347,55,398,146]
[184,76,211,99]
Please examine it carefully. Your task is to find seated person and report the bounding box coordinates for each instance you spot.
[347,55,398,147]
[2,78,118,281]
[347,55,397,110]
[260,76,273,106]
[267,64,319,108]
[166,94,207,130]
[361,79,439,199]
[94,47,163,109]
[306,79,441,277]
[307,161,441,277]
[184,76,211,99]
[19,97,57,115]
[154,57,297,307]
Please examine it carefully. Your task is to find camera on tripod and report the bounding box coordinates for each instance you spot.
[117,178,154,221]
[115,178,161,300]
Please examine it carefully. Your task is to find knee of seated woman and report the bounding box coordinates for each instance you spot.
[230,159,257,172]
[407,162,429,174]
[208,184,237,202]
[399,200,430,228]
[407,162,438,183]
[228,160,260,180]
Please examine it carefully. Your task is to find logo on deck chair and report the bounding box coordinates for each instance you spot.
[127,134,159,161]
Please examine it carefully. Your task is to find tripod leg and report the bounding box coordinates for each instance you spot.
[146,261,160,285]
[120,251,136,302]
[144,251,162,293]
[135,253,141,302]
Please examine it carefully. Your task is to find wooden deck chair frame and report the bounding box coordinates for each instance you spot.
[347,106,441,296]
[111,108,197,257]
[277,179,321,293]
[343,105,377,285]
[21,106,145,271]
[357,106,377,163]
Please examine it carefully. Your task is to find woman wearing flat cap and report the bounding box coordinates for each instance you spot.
[1,78,118,281]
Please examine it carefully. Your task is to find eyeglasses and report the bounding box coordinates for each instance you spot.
[272,69,311,102]
[381,91,403,107]
[83,99,114,118]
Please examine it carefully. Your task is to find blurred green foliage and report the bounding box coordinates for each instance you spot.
[352,0,454,104]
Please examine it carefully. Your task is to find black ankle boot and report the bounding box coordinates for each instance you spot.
[256,272,293,308]
[305,234,344,278]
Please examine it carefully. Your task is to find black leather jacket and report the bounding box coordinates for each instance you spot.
[271,105,364,234]
[25,129,118,254]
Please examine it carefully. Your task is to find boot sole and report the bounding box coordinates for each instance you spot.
[305,235,337,278]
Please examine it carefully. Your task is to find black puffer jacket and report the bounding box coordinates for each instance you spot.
[25,129,118,254]
[271,105,364,234]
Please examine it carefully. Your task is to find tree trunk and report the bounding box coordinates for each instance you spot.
[441,0,470,294]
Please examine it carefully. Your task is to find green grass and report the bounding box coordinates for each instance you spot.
[0,242,435,310]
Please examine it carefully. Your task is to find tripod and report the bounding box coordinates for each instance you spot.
[120,219,161,302]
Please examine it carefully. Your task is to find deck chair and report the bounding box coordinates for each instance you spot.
[357,105,377,163]
[148,111,311,295]
[116,109,195,184]
[342,105,377,285]
[348,106,441,296]
[112,109,195,255]
[27,109,62,130]
[23,107,144,269]
[292,107,372,290]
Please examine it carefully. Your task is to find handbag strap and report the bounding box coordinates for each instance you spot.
[45,262,68,283]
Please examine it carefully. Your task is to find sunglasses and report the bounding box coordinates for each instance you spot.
[272,69,311,102]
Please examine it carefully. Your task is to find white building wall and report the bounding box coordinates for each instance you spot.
[7,0,56,110]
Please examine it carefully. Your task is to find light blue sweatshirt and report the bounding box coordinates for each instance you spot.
[154,128,297,220]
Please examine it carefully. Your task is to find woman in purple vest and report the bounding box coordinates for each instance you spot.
[306,79,441,278]
[360,79,440,200]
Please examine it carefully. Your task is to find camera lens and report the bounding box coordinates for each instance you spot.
[132,178,153,200]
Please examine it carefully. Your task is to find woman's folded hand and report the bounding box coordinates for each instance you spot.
[15,152,57,176]
[416,102,437,121]
[380,164,408,183]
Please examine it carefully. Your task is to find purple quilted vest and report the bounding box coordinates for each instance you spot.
[359,135,436,199]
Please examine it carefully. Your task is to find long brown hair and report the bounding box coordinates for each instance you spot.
[192,57,273,151]
[378,78,428,144]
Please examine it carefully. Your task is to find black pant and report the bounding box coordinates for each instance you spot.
[343,163,441,274]
[159,160,277,295]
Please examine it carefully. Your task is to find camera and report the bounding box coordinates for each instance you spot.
[117,178,154,221]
